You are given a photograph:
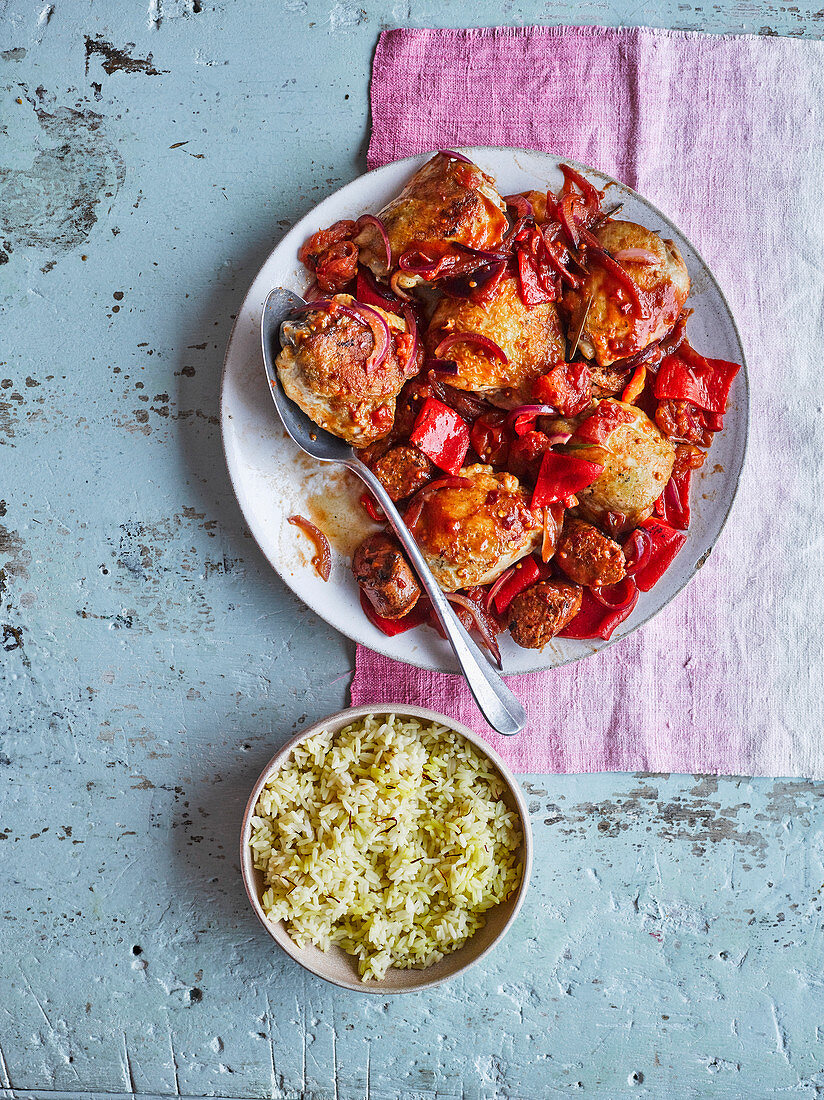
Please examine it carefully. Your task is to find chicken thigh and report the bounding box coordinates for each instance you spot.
[356,152,508,285]
[427,274,566,407]
[408,464,543,591]
[276,296,420,447]
[568,400,675,533]
[563,220,690,367]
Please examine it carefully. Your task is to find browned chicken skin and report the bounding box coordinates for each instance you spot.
[277,295,420,446]
[508,581,583,649]
[556,518,627,587]
[563,220,690,367]
[427,274,566,407]
[357,152,508,284]
[352,533,421,619]
[409,464,543,591]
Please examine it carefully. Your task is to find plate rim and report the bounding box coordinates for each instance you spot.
[220,146,750,676]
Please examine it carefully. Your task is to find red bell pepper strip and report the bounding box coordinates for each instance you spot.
[654,346,740,415]
[539,226,581,288]
[653,469,692,530]
[516,248,555,309]
[632,518,687,592]
[621,364,647,405]
[558,584,639,641]
[409,397,470,475]
[559,164,603,215]
[360,491,386,523]
[582,243,647,316]
[531,452,604,508]
[491,556,552,615]
[574,402,636,445]
[359,591,430,636]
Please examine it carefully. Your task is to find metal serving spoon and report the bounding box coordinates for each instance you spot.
[261,287,527,737]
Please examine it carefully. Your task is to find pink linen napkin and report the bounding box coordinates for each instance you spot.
[351,26,824,777]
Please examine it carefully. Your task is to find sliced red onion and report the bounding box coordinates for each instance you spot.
[342,302,391,371]
[451,242,509,263]
[389,271,413,300]
[557,196,581,249]
[504,194,535,219]
[502,215,531,250]
[398,249,448,278]
[401,305,418,369]
[403,476,472,529]
[356,213,392,269]
[544,431,572,447]
[439,259,508,303]
[427,357,459,376]
[446,593,502,668]
[290,297,336,315]
[612,247,660,266]
[399,244,508,280]
[438,148,474,164]
[539,227,582,288]
[304,280,323,302]
[434,331,509,364]
[622,528,653,576]
[589,577,637,611]
[287,515,332,581]
[484,565,517,613]
[505,404,557,433]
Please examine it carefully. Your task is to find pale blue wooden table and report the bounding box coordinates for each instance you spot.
[2,2,824,1097]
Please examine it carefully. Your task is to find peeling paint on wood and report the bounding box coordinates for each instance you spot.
[1,0,824,1097]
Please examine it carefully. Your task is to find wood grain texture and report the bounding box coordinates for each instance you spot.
[1,1,823,1097]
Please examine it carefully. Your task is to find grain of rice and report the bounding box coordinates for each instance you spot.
[249,713,523,981]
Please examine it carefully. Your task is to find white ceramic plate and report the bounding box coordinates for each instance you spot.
[220,148,749,675]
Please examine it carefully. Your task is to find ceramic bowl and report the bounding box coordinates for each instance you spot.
[239,704,533,993]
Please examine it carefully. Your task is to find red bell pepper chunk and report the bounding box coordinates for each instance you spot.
[355,266,400,313]
[359,591,430,636]
[492,557,542,616]
[531,452,603,508]
[654,347,740,415]
[470,412,509,467]
[533,362,591,416]
[558,585,639,641]
[409,397,470,476]
[574,402,636,445]
[653,469,692,530]
[632,518,687,592]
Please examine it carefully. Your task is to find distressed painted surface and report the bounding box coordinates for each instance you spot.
[1,1,823,1097]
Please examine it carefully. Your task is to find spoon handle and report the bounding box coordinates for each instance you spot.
[350,459,527,737]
